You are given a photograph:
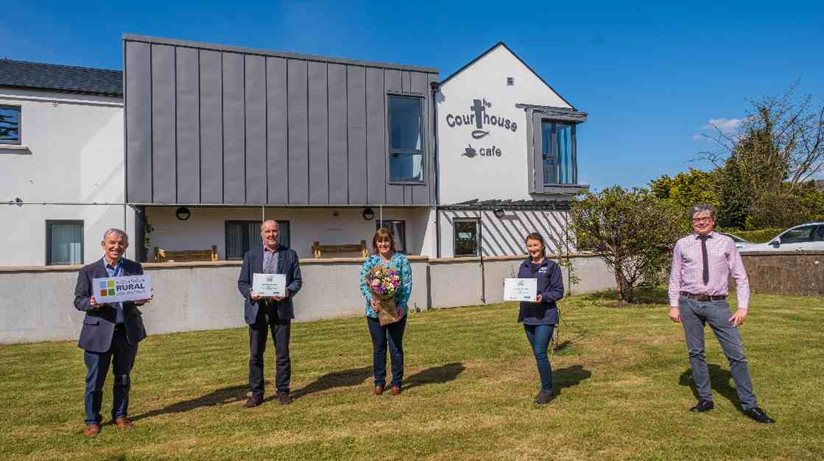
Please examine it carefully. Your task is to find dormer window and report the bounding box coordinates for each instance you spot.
[541,121,576,185]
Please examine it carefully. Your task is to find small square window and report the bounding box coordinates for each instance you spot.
[0,105,21,145]
[225,220,290,260]
[454,219,479,257]
[506,77,514,86]
[46,220,84,265]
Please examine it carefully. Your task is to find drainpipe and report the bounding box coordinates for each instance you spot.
[430,80,442,258]
[479,213,486,304]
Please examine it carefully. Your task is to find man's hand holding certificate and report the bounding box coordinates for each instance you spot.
[503,278,539,302]
[252,273,287,301]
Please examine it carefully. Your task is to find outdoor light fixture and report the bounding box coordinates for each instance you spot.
[362,207,375,221]
[175,207,191,221]
[493,208,505,218]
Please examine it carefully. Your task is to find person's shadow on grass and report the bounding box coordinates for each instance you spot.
[130,384,249,422]
[404,362,465,390]
[292,366,372,399]
[678,365,740,407]
[552,364,592,396]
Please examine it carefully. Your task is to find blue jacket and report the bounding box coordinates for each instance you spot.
[517,257,564,325]
[74,258,147,352]
[237,245,303,323]
[359,253,413,318]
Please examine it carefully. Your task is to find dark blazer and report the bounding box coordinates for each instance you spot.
[517,257,564,325]
[73,258,147,353]
[237,245,303,324]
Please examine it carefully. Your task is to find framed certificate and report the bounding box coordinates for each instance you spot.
[252,273,287,297]
[93,275,152,303]
[503,278,538,302]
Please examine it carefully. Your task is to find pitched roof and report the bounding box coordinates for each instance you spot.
[439,42,575,110]
[0,59,122,97]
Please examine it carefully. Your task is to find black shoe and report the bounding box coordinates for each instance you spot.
[277,392,292,405]
[744,407,775,424]
[689,399,714,413]
[243,394,263,408]
[534,390,555,405]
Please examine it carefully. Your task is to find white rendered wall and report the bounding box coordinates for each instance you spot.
[145,206,433,259]
[437,45,572,204]
[0,88,134,266]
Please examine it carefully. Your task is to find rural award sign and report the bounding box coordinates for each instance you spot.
[93,275,152,303]
[252,273,287,297]
[503,278,538,302]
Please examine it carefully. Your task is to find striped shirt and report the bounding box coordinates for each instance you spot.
[668,231,750,309]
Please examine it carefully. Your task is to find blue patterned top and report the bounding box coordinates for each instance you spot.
[359,252,413,318]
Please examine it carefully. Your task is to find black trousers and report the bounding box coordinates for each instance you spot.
[248,305,291,396]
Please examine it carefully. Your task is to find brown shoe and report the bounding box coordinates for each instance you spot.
[390,385,401,396]
[277,392,292,405]
[83,423,101,437]
[373,385,385,396]
[244,394,264,408]
[114,417,134,429]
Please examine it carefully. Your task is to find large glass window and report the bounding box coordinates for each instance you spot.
[0,106,21,145]
[46,221,83,265]
[225,220,290,260]
[388,96,424,182]
[541,121,576,185]
[454,219,479,257]
[376,220,406,253]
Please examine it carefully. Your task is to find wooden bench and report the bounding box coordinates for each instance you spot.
[311,241,368,258]
[154,245,218,263]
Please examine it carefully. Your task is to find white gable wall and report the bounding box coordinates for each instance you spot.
[437,45,571,204]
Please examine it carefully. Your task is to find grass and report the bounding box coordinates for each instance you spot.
[1,290,822,460]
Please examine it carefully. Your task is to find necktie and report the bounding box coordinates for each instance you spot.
[699,235,709,285]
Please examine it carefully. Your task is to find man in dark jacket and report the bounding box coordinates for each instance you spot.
[73,228,151,436]
[238,220,303,407]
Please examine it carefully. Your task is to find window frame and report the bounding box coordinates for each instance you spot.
[540,120,577,186]
[224,220,291,260]
[375,219,407,254]
[0,105,22,145]
[453,218,480,257]
[45,220,84,266]
[387,93,426,185]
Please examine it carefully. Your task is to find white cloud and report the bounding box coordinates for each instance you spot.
[692,117,743,141]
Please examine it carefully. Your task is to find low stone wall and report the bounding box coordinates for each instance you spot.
[740,251,824,296]
[0,254,613,344]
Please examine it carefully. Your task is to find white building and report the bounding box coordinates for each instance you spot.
[0,39,586,266]
[435,43,588,257]
[0,60,135,266]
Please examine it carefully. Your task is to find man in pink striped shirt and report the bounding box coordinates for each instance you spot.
[668,204,774,424]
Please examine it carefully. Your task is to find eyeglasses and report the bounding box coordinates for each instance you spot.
[691,217,713,223]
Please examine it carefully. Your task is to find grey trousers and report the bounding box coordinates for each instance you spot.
[679,296,758,410]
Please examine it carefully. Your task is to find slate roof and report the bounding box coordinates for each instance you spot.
[0,59,122,97]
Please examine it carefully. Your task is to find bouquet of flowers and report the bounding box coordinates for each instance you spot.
[365,265,402,325]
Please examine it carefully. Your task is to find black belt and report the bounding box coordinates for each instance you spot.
[680,291,726,301]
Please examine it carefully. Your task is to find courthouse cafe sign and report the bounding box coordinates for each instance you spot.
[445,98,517,159]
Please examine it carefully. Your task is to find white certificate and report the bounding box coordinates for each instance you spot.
[93,275,152,303]
[503,278,538,302]
[253,273,287,297]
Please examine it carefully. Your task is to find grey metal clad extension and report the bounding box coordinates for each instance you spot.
[308,61,329,205]
[287,59,309,204]
[266,57,289,204]
[176,47,200,204]
[245,55,267,204]
[346,66,367,204]
[366,67,386,205]
[151,45,176,204]
[199,50,223,204]
[123,35,437,206]
[222,52,246,204]
[327,63,349,205]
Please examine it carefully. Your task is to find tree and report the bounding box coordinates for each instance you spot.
[570,187,686,304]
[649,168,719,210]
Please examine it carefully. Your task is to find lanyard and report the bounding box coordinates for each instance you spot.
[104,258,123,277]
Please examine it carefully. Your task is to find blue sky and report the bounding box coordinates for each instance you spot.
[3,0,822,190]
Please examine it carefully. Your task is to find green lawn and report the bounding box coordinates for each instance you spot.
[1,291,822,460]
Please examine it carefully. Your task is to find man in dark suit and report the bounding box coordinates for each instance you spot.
[238,220,303,407]
[74,228,151,436]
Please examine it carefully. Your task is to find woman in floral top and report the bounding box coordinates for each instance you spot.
[359,228,413,396]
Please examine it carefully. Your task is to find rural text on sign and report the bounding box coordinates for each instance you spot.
[93,275,152,303]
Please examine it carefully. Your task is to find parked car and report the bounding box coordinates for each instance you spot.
[719,232,754,250]
[739,222,824,253]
